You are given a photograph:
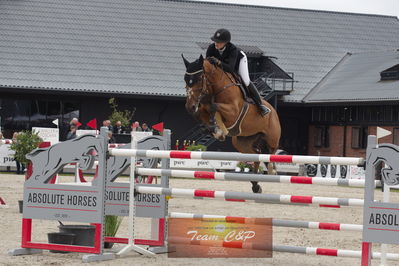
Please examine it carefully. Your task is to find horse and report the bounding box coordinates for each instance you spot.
[182,54,281,193]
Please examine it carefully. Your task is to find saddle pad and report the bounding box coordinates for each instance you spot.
[233,74,255,105]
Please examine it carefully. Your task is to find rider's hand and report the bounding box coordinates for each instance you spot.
[208,57,221,66]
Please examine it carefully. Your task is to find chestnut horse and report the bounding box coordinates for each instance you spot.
[182,54,281,193]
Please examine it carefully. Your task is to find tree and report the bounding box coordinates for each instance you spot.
[108,98,135,127]
[10,130,43,164]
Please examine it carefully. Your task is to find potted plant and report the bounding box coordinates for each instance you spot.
[185,143,207,151]
[236,161,264,173]
[9,130,42,213]
[9,130,42,170]
[104,215,123,248]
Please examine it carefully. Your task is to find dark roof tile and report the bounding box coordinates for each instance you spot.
[0,0,398,102]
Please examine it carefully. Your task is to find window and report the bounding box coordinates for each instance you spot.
[394,128,399,146]
[0,98,80,139]
[30,100,49,127]
[380,64,399,81]
[314,126,329,148]
[352,127,368,149]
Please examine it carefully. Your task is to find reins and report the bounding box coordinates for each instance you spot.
[185,61,242,113]
[203,64,241,97]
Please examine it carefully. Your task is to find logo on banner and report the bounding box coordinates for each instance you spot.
[168,218,272,258]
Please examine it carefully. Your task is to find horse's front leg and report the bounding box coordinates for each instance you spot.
[208,102,218,130]
[208,102,228,140]
[194,104,219,136]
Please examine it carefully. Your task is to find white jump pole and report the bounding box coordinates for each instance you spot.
[377,127,392,266]
[116,128,155,257]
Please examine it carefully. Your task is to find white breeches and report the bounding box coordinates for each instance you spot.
[238,51,250,86]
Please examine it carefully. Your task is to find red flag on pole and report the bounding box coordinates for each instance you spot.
[152,122,164,133]
[86,118,97,129]
[0,197,6,205]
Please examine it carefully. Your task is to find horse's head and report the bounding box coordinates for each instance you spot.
[182,54,207,115]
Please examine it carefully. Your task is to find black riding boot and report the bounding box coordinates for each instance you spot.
[247,82,270,116]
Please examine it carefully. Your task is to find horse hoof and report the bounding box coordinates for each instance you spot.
[252,184,262,193]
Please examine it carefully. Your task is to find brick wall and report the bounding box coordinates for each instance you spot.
[308,125,343,156]
[308,125,398,157]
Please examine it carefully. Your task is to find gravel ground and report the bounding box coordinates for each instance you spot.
[1,173,398,266]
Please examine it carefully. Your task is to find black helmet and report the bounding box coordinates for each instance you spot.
[211,28,231,43]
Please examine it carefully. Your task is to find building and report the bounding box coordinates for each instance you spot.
[304,50,399,157]
[0,0,398,155]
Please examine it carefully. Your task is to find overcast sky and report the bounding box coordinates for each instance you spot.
[196,0,399,17]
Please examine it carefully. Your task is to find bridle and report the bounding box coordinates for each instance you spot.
[185,69,211,113]
[185,62,241,113]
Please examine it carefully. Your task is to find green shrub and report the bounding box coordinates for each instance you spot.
[108,98,135,127]
[185,144,207,151]
[236,161,264,173]
[104,215,123,237]
[9,130,43,164]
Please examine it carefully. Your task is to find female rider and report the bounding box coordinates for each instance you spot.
[206,28,270,116]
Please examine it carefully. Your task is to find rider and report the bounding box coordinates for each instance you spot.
[206,28,270,116]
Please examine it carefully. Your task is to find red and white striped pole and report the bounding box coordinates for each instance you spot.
[136,186,364,207]
[136,168,379,188]
[110,149,364,166]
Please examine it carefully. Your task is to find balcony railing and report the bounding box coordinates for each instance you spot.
[250,72,294,93]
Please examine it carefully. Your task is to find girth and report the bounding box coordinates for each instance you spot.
[226,101,249,137]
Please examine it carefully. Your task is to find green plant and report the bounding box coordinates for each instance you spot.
[236,161,264,173]
[9,130,43,164]
[108,98,135,127]
[185,144,207,151]
[104,215,123,237]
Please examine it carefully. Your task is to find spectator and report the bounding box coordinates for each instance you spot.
[12,131,18,141]
[102,120,113,132]
[142,123,151,132]
[70,117,79,128]
[66,125,77,140]
[0,132,4,139]
[108,131,116,143]
[12,132,25,174]
[131,121,142,132]
[113,121,125,134]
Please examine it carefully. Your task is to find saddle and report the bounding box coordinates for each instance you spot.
[231,73,256,105]
[223,73,252,137]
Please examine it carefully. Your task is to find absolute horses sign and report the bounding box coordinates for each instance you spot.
[362,136,399,265]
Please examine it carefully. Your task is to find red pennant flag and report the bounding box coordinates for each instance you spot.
[152,122,164,133]
[86,118,97,129]
[76,121,82,128]
[0,197,6,205]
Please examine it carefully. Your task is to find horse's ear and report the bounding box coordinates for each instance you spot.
[181,54,190,69]
[199,54,204,65]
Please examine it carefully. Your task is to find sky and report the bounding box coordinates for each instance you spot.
[196,0,399,17]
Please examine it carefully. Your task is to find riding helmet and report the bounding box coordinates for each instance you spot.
[211,28,231,43]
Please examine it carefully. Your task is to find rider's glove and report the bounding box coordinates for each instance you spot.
[208,57,221,66]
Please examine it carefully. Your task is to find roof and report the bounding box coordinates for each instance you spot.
[0,0,398,102]
[196,42,264,56]
[303,50,399,103]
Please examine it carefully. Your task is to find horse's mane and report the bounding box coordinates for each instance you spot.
[202,58,215,72]
[203,58,237,83]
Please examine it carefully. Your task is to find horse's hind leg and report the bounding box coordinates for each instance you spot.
[251,162,262,193]
[251,135,270,193]
[264,142,278,175]
[232,135,264,194]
